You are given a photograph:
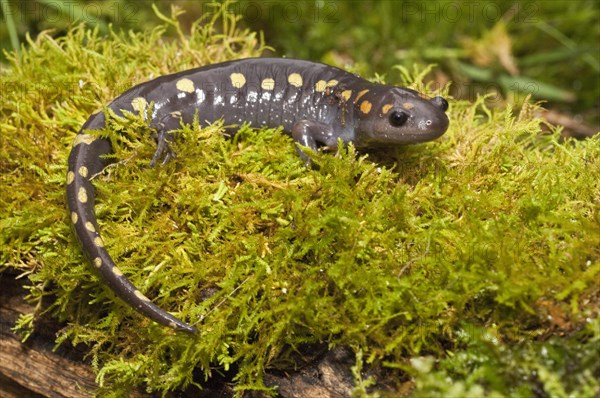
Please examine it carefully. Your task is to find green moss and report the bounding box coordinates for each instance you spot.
[409,318,600,398]
[1,3,599,397]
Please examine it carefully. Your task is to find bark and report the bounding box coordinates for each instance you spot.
[0,274,98,398]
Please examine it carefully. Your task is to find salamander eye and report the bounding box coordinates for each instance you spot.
[431,96,449,111]
[389,110,409,127]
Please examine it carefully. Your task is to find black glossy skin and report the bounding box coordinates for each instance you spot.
[66,58,449,333]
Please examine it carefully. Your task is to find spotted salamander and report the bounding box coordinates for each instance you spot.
[66,58,449,334]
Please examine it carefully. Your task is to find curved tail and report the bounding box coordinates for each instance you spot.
[66,112,198,334]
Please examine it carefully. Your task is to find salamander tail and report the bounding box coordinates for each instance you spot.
[66,113,198,334]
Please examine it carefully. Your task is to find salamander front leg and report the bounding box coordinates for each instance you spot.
[291,120,336,166]
[149,129,177,167]
[149,114,182,167]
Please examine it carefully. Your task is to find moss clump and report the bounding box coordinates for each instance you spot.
[1,4,599,397]
[410,318,600,398]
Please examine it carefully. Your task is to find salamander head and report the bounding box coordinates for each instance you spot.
[354,87,449,147]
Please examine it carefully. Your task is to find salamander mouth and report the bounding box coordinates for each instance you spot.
[387,112,449,144]
[419,115,449,139]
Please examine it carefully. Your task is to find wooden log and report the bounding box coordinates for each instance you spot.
[0,274,101,398]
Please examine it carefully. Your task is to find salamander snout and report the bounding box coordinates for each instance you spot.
[431,96,449,111]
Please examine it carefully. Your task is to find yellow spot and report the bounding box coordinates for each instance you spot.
[288,73,303,87]
[85,221,95,232]
[403,102,415,110]
[134,290,151,302]
[315,80,327,92]
[341,90,352,101]
[131,97,147,113]
[111,266,123,276]
[78,166,88,178]
[169,321,178,329]
[176,78,195,93]
[261,78,275,90]
[94,237,104,247]
[354,89,369,103]
[78,187,88,203]
[66,171,75,185]
[326,79,339,87]
[93,257,102,268]
[360,100,372,114]
[382,104,394,114]
[418,92,431,100]
[73,134,96,146]
[71,212,78,224]
[170,110,182,118]
[230,73,246,88]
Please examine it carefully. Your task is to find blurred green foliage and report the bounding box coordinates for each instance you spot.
[234,0,599,123]
[409,319,600,397]
[1,0,599,125]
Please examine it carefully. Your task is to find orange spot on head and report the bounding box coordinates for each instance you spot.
[360,100,372,114]
[354,89,369,103]
[381,104,393,114]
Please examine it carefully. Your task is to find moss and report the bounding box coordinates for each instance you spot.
[1,3,599,397]
[409,318,600,398]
